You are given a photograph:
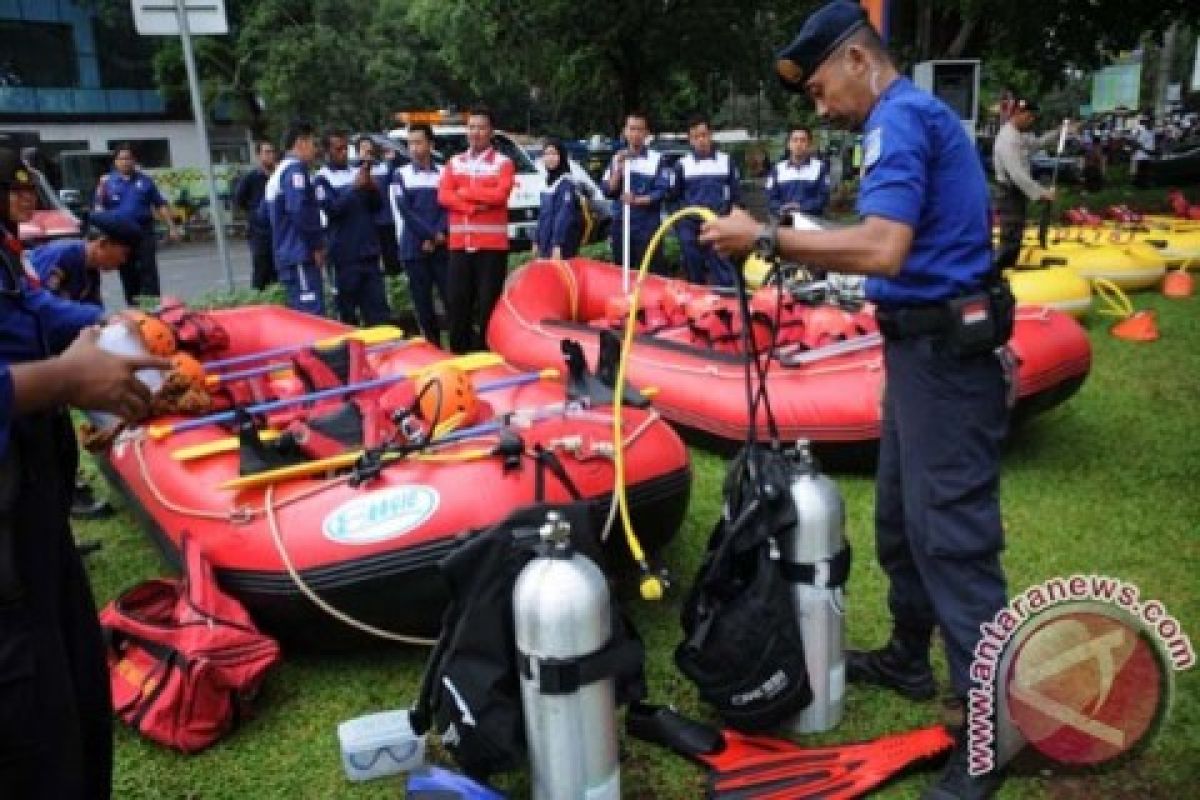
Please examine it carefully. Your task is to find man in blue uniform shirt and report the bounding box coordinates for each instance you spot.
[29,211,140,308]
[93,143,181,306]
[0,146,170,799]
[701,4,1012,797]
[670,115,741,286]
[232,141,279,290]
[315,131,391,327]
[603,111,671,275]
[765,125,831,219]
[266,122,327,316]
[391,123,448,344]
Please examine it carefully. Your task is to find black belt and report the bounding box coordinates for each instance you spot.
[875,303,953,339]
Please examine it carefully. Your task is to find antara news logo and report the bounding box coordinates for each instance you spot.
[967,574,1194,776]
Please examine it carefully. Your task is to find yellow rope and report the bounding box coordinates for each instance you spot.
[1092,278,1133,318]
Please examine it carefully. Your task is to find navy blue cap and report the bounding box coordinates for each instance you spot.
[88,211,141,247]
[775,1,870,92]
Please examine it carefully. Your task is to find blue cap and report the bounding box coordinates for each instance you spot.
[88,211,141,247]
[775,1,870,92]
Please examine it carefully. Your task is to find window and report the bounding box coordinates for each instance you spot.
[106,139,172,169]
[0,22,78,88]
[93,16,158,89]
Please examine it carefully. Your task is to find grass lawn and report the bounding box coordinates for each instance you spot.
[78,288,1198,799]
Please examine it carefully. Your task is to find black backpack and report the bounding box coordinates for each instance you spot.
[410,502,645,780]
[675,444,813,732]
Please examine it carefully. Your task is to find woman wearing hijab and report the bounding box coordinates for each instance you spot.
[535,140,583,259]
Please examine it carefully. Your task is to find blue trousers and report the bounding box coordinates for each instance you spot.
[677,223,734,286]
[278,261,325,316]
[875,335,1009,698]
[403,250,448,344]
[610,224,666,276]
[333,258,391,327]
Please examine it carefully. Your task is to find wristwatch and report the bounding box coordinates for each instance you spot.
[754,219,780,260]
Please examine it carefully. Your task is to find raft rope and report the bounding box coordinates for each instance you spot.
[131,406,659,643]
[1093,278,1134,318]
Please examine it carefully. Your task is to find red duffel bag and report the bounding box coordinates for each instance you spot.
[99,536,281,753]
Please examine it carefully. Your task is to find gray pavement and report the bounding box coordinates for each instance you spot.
[99,239,255,309]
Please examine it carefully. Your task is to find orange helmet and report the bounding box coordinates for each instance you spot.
[415,365,478,428]
[169,353,206,391]
[136,314,178,357]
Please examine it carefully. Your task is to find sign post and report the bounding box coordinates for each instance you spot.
[132,0,235,291]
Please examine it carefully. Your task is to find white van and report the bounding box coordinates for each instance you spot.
[387,124,541,249]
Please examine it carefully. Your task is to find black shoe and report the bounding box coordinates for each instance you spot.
[847,633,936,701]
[71,484,115,520]
[922,729,1006,800]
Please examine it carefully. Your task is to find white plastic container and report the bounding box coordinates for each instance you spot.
[336,709,425,782]
[90,322,167,427]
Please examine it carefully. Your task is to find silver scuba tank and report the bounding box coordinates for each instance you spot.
[780,441,848,734]
[513,512,620,800]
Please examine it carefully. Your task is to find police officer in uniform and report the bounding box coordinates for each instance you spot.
[266,122,327,316]
[314,130,391,326]
[0,147,169,799]
[93,143,181,306]
[701,4,1012,797]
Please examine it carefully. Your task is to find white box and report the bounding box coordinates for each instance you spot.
[337,709,425,782]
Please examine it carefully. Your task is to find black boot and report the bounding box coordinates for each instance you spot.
[847,628,936,700]
[922,724,1006,800]
[71,476,114,520]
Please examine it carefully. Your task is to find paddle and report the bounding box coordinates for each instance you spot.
[217,399,576,492]
[203,325,407,372]
[169,367,560,461]
[147,352,507,441]
[205,337,417,388]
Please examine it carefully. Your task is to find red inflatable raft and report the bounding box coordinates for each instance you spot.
[95,306,690,647]
[487,259,1092,454]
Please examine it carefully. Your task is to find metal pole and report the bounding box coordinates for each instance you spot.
[174,0,234,291]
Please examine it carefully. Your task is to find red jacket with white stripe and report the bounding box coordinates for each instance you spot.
[437,147,516,252]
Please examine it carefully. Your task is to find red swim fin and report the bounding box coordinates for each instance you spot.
[708,725,955,799]
[627,703,804,772]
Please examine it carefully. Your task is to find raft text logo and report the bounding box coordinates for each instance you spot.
[322,485,440,545]
[967,575,1193,776]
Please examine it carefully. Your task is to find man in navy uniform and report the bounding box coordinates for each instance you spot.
[266,122,327,316]
[0,146,170,799]
[391,123,448,344]
[670,114,741,286]
[93,143,182,306]
[314,131,391,326]
[232,141,279,290]
[765,125,831,219]
[701,4,1012,797]
[603,111,671,275]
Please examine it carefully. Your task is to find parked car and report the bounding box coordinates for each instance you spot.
[19,165,80,246]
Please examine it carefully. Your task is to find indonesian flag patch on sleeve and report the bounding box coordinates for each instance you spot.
[961,298,989,324]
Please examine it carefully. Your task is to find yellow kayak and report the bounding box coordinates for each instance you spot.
[1015,240,1166,291]
[1006,267,1092,318]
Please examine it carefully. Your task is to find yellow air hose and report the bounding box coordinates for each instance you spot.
[612,206,719,600]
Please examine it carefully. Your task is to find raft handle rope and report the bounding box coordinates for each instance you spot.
[1093,278,1134,318]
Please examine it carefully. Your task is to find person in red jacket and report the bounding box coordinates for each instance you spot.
[437,106,516,353]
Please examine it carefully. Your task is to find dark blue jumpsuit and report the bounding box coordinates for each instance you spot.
[314,164,391,327]
[670,149,740,286]
[266,157,326,316]
[859,77,1009,699]
[390,160,448,344]
[0,232,110,798]
[765,155,830,218]
[534,174,584,259]
[602,147,670,275]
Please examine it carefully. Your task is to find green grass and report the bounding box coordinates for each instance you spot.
[79,291,1199,798]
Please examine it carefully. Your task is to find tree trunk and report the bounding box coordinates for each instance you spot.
[1155,21,1178,118]
[943,17,976,58]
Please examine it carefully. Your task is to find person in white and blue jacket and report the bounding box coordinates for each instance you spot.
[535,140,583,260]
[266,121,326,316]
[390,123,448,344]
[314,130,390,326]
[670,114,741,286]
[765,125,831,219]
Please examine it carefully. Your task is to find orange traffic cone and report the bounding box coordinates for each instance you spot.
[1162,268,1194,298]
[1111,310,1160,342]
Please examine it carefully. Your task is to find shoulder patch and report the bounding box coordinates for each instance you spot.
[292,172,305,189]
[863,128,882,170]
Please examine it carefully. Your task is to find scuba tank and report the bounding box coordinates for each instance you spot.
[513,512,620,800]
[780,441,850,734]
